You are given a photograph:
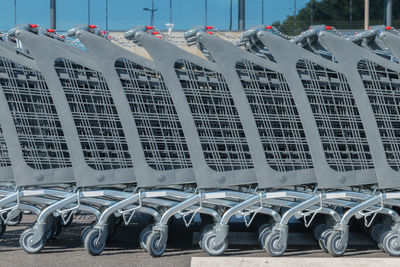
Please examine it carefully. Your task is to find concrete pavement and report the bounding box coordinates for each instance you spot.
[0,215,390,267]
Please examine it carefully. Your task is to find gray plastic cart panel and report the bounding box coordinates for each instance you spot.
[358,60,400,171]
[137,32,256,188]
[75,30,195,187]
[15,29,135,187]
[318,30,400,189]
[296,58,373,172]
[175,58,253,172]
[0,123,13,182]
[115,59,192,171]
[194,32,315,188]
[0,42,73,186]
[54,57,133,171]
[257,31,377,189]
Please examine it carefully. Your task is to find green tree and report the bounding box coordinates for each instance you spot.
[273,0,400,35]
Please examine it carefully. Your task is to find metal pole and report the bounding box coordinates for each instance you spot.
[238,0,245,31]
[350,0,352,29]
[170,0,172,23]
[310,0,313,26]
[50,0,56,29]
[88,0,90,25]
[151,0,154,26]
[143,1,158,26]
[261,0,264,24]
[106,0,108,30]
[294,0,297,35]
[385,0,392,27]
[14,0,16,26]
[364,0,369,30]
[384,0,386,24]
[205,0,207,26]
[229,0,232,30]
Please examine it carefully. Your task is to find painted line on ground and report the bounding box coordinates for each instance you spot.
[191,257,397,267]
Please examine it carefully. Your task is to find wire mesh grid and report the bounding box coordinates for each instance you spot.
[296,58,374,172]
[114,58,192,171]
[0,124,11,167]
[235,59,313,172]
[358,59,400,171]
[0,56,72,170]
[174,59,253,172]
[54,57,133,171]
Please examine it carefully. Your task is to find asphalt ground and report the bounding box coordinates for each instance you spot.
[0,214,388,267]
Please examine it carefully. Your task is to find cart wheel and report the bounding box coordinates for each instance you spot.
[378,229,390,252]
[146,231,167,257]
[139,224,154,251]
[0,218,6,236]
[201,228,228,256]
[256,217,271,233]
[381,231,400,256]
[313,223,328,241]
[61,212,73,227]
[84,229,105,256]
[318,228,333,253]
[44,215,56,241]
[198,224,214,249]
[327,231,347,257]
[46,225,54,241]
[19,228,45,254]
[258,223,272,249]
[46,217,61,241]
[369,223,384,243]
[53,218,62,237]
[106,225,116,242]
[264,231,287,257]
[378,240,386,252]
[6,210,23,226]
[81,224,95,244]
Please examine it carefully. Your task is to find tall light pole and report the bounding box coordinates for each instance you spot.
[294,0,297,34]
[143,0,158,26]
[169,0,172,23]
[364,0,369,30]
[50,0,56,29]
[14,0,17,25]
[229,0,232,30]
[88,0,91,25]
[350,0,353,29]
[261,0,264,24]
[106,0,108,30]
[238,0,245,31]
[385,0,393,27]
[205,0,208,26]
[310,0,313,26]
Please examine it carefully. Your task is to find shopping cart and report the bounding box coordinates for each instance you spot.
[114,25,336,257]
[0,33,17,230]
[310,27,400,256]
[233,25,400,256]
[182,26,357,257]
[69,25,222,256]
[65,26,280,257]
[0,25,102,249]
[0,121,16,233]
[9,25,158,253]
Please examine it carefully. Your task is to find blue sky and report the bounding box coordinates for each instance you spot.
[0,0,310,31]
